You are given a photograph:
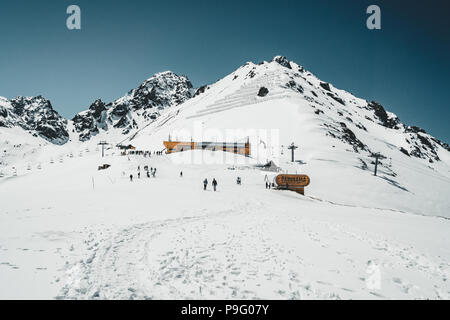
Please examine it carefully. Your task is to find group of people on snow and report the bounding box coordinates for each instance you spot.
[203,178,218,191]
[126,150,165,158]
[129,167,275,192]
[130,165,156,181]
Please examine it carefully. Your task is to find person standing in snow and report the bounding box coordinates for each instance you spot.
[138,172,140,179]
[203,178,208,190]
[130,174,133,182]
[212,178,218,192]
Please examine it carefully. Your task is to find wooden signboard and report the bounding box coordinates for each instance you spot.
[275,174,310,195]
[275,174,310,187]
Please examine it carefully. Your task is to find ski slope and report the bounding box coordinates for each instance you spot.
[0,150,449,299]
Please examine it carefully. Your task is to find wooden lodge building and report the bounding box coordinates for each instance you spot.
[163,140,250,156]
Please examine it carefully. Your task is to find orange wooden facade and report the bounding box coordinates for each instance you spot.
[163,141,250,156]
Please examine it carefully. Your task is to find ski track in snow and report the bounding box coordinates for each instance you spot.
[58,198,449,300]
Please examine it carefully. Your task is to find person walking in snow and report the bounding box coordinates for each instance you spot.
[203,178,208,190]
[130,174,133,182]
[212,178,218,192]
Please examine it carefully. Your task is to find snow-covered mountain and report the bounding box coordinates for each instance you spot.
[1,55,449,300]
[113,55,449,218]
[72,71,194,141]
[0,95,69,144]
[124,56,449,164]
[1,55,449,208]
[1,57,448,164]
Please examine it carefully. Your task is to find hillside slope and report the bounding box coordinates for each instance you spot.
[120,56,450,218]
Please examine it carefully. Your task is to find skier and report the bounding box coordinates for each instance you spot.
[203,178,208,190]
[130,174,133,182]
[212,178,218,192]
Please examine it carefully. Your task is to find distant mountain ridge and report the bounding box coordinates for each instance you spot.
[0,95,68,144]
[0,56,448,164]
[72,71,194,141]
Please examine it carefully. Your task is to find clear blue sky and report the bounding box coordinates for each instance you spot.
[0,0,449,142]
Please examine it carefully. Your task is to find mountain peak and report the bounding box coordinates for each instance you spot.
[153,70,175,77]
[71,70,194,141]
[1,95,68,144]
[272,55,292,69]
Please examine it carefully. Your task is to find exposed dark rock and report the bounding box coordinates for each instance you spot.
[327,92,345,105]
[369,101,400,129]
[320,82,331,92]
[71,71,194,141]
[194,85,207,97]
[405,125,426,134]
[114,116,129,128]
[286,80,304,93]
[89,99,106,119]
[356,123,367,131]
[339,122,367,152]
[8,96,69,144]
[399,147,410,156]
[257,87,269,97]
[273,56,292,69]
